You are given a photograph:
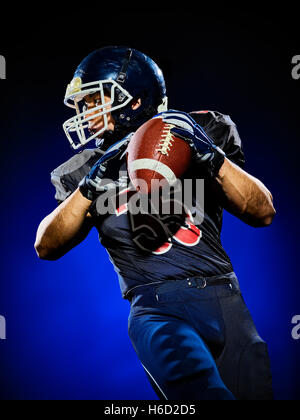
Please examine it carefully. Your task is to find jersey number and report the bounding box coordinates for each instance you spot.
[116,188,202,255]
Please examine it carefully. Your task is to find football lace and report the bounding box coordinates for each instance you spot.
[156,123,176,156]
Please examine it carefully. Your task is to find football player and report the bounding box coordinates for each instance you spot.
[34,46,276,400]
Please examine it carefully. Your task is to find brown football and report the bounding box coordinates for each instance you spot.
[126,116,192,194]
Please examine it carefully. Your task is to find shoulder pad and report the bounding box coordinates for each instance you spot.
[190,110,236,128]
[51,148,104,203]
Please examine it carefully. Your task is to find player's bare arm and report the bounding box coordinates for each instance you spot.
[35,134,132,261]
[34,188,93,260]
[215,158,275,227]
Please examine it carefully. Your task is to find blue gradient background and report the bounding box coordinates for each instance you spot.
[0,6,299,400]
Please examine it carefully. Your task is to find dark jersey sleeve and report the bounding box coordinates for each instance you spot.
[190,110,245,169]
[50,148,104,205]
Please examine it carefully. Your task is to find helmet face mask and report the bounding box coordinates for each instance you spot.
[63,46,168,150]
[63,78,133,150]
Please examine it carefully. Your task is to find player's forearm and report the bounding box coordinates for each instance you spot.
[215,158,276,227]
[34,188,93,260]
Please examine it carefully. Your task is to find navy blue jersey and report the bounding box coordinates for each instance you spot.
[51,111,245,298]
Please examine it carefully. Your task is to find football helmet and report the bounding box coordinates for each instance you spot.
[63,46,168,150]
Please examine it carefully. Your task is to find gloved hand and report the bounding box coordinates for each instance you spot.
[157,110,226,177]
[79,134,132,201]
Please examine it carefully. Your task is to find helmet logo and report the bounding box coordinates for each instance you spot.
[66,77,82,97]
[118,92,126,102]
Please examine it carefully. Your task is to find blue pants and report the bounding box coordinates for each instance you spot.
[128,272,273,400]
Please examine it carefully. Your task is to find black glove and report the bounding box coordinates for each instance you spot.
[79,135,132,201]
[157,110,226,178]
